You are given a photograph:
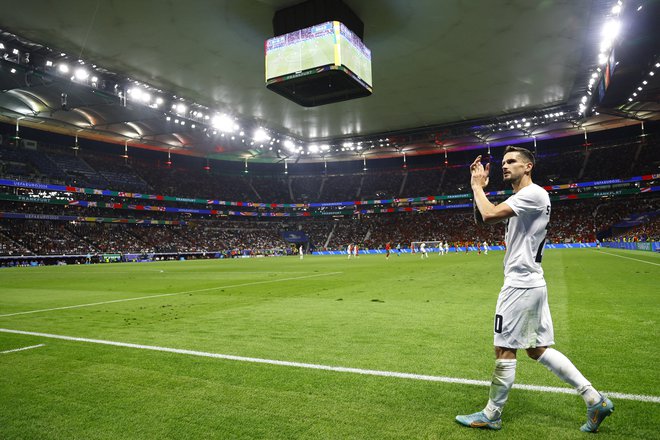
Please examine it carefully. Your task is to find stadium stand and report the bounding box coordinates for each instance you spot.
[1,131,658,262]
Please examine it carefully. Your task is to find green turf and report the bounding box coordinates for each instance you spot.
[0,248,658,439]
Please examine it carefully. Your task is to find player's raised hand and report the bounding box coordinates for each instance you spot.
[470,156,489,189]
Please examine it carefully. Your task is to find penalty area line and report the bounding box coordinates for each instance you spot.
[0,328,658,404]
[0,271,342,318]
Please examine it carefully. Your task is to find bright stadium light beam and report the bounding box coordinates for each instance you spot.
[283,139,296,151]
[211,114,236,132]
[253,127,270,142]
[74,68,89,80]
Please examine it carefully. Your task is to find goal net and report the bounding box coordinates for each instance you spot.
[410,241,444,253]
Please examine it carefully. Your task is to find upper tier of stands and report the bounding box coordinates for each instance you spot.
[2,131,657,204]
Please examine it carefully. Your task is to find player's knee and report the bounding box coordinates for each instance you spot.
[494,346,517,359]
[525,347,547,360]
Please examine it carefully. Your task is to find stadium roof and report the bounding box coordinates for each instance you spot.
[0,0,657,163]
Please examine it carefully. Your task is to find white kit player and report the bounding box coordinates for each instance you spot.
[444,241,449,255]
[353,244,359,258]
[347,243,353,259]
[420,242,428,259]
[483,241,489,255]
[299,245,304,260]
[456,146,613,432]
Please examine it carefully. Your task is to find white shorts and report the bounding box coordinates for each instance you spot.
[493,285,555,349]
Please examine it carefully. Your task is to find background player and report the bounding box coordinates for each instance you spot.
[420,242,428,259]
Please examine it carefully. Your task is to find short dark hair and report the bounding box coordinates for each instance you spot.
[504,146,535,168]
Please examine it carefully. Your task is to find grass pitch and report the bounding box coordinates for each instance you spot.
[0,248,658,439]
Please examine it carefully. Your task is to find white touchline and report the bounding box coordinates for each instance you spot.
[0,328,658,404]
[0,271,342,318]
[596,249,660,266]
[0,343,45,354]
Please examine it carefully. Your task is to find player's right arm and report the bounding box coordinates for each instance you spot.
[470,155,515,224]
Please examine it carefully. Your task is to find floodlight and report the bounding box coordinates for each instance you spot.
[253,128,270,142]
[211,114,235,132]
[601,20,620,40]
[283,139,296,151]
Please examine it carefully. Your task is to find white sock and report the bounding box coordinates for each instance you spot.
[483,359,517,420]
[537,348,601,406]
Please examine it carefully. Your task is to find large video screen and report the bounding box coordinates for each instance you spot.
[337,23,372,87]
[265,21,372,88]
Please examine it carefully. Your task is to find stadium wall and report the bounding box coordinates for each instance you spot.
[312,243,601,255]
[603,241,660,252]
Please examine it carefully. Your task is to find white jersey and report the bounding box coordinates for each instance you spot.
[420,243,426,253]
[501,183,550,288]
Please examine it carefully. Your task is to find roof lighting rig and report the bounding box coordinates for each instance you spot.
[0,0,655,163]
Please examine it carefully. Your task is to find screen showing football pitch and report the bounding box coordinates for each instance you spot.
[265,21,372,89]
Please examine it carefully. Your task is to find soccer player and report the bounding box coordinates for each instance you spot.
[456,146,613,432]
[385,242,391,260]
[299,245,304,260]
[420,242,428,259]
[483,240,489,255]
[396,243,401,256]
[347,244,352,259]
[353,243,359,258]
[444,241,449,255]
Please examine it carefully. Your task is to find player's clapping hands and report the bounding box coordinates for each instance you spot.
[470,155,490,189]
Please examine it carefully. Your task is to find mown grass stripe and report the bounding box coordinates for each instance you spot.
[0,271,342,318]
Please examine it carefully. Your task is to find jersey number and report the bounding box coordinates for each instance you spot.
[494,314,503,333]
[535,238,546,263]
[536,205,550,262]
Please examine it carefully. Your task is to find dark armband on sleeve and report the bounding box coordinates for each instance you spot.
[473,202,485,225]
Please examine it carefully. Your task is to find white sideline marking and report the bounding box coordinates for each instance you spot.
[1,328,658,404]
[0,343,45,354]
[596,249,660,266]
[0,272,342,318]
